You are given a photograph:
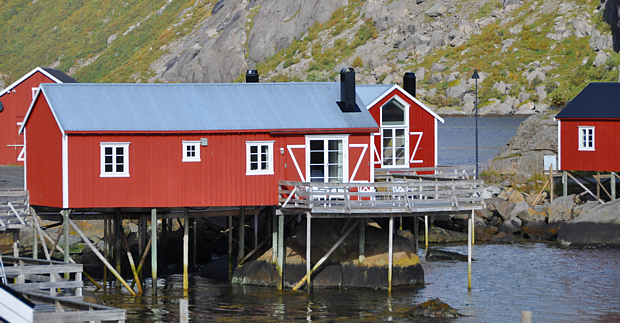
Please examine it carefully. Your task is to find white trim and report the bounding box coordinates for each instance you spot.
[305,135,349,183]
[23,127,27,191]
[19,87,66,136]
[31,87,38,100]
[17,147,25,162]
[349,143,368,182]
[409,132,423,164]
[364,84,445,123]
[100,142,130,177]
[62,135,69,208]
[246,141,275,175]
[578,126,595,151]
[557,120,561,170]
[434,118,438,167]
[0,66,66,98]
[372,132,382,164]
[287,144,306,182]
[182,141,201,162]
[370,134,375,183]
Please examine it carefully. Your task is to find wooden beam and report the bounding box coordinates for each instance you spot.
[151,208,157,292]
[183,208,189,291]
[277,211,284,291]
[238,207,245,267]
[359,219,365,264]
[306,212,311,294]
[468,210,472,291]
[567,172,605,204]
[594,173,613,200]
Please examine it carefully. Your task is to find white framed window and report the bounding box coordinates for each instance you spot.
[100,143,130,177]
[246,141,274,175]
[182,141,201,162]
[32,87,38,100]
[578,126,595,151]
[306,135,349,183]
[381,97,409,167]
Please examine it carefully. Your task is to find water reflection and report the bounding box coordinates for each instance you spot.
[92,243,620,322]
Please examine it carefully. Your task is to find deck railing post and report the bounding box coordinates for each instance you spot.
[115,208,122,290]
[151,208,157,293]
[424,215,428,249]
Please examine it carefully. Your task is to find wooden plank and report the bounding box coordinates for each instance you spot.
[33,310,126,322]
[9,281,82,290]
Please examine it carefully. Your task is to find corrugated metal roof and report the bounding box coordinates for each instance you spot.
[40,83,380,132]
[356,84,393,108]
[556,83,620,119]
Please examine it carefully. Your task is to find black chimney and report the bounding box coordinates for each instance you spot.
[246,70,259,83]
[403,72,416,98]
[340,67,356,112]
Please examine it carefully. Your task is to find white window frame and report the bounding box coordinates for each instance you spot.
[380,96,409,168]
[100,142,130,177]
[182,141,201,162]
[246,141,274,175]
[305,135,349,183]
[578,126,595,151]
[32,87,38,100]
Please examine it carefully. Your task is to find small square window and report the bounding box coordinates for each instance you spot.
[100,143,130,177]
[246,141,274,175]
[183,141,201,162]
[578,127,595,151]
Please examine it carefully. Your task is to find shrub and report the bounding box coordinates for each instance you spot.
[352,56,364,68]
[551,92,567,108]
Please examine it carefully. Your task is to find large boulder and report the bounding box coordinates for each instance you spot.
[558,199,620,247]
[521,221,559,241]
[495,200,517,221]
[498,217,522,234]
[406,298,462,318]
[426,226,468,243]
[232,220,424,288]
[491,232,517,243]
[425,3,447,18]
[547,195,576,223]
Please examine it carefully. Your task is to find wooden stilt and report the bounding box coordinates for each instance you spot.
[61,209,71,264]
[103,217,108,288]
[238,207,245,267]
[563,171,568,197]
[277,210,284,291]
[183,208,189,291]
[549,165,554,203]
[358,219,365,264]
[31,212,50,261]
[238,216,298,267]
[151,208,157,292]
[414,215,418,251]
[191,218,197,270]
[254,214,259,249]
[229,215,233,281]
[612,172,617,200]
[306,213,311,294]
[127,251,142,294]
[114,209,122,290]
[424,215,428,249]
[594,173,613,200]
[567,172,605,204]
[468,209,472,291]
[272,207,277,264]
[388,217,393,293]
[130,236,152,290]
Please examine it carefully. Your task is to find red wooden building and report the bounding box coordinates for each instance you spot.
[556,83,620,172]
[0,67,76,166]
[20,70,442,210]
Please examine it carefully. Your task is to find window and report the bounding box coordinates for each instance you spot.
[307,137,347,183]
[381,97,408,167]
[100,143,130,177]
[246,141,274,175]
[32,87,38,100]
[578,127,595,151]
[182,141,201,162]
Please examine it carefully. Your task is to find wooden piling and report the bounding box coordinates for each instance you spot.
[151,208,157,292]
[388,217,393,293]
[413,215,418,251]
[272,207,277,264]
[180,298,189,323]
[612,172,617,200]
[358,219,365,264]
[115,209,122,290]
[277,211,284,291]
[306,213,311,294]
[563,171,568,197]
[229,215,233,281]
[183,208,189,291]
[103,217,108,288]
[468,210,472,291]
[238,207,245,267]
[521,311,532,323]
[61,209,71,264]
[254,214,259,249]
[424,215,428,249]
[549,164,554,203]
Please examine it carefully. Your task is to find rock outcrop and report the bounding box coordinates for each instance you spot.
[232,219,424,289]
[558,199,620,247]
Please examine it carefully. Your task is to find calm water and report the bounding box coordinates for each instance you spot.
[92,243,620,322]
[437,116,526,166]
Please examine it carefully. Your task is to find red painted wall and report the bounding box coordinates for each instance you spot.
[25,97,63,207]
[369,89,437,168]
[0,71,57,165]
[559,119,620,172]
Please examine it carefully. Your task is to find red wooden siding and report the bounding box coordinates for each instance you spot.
[0,71,56,165]
[25,97,63,207]
[559,120,620,172]
[369,89,437,168]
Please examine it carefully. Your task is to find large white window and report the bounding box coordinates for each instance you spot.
[381,97,408,167]
[246,141,274,175]
[182,141,201,162]
[306,136,348,183]
[578,126,595,151]
[100,143,130,177]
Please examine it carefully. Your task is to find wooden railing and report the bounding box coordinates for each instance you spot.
[376,165,477,180]
[278,177,485,215]
[2,256,83,299]
[0,191,30,231]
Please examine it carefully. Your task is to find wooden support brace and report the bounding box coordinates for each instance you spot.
[567,172,605,204]
[594,173,613,200]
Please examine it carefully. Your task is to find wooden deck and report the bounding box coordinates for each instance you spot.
[2,256,83,299]
[0,191,30,231]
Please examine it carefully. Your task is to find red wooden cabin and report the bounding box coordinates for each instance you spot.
[0,67,76,166]
[556,83,620,172]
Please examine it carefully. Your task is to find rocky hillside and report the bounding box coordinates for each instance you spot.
[1,0,619,114]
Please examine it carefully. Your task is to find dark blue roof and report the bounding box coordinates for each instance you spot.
[556,83,620,119]
[41,68,78,83]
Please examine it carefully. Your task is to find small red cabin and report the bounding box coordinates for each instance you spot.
[556,83,620,172]
[0,67,76,166]
[20,70,442,210]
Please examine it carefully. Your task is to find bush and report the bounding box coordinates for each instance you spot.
[352,56,364,68]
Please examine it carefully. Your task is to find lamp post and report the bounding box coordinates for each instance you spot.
[472,70,479,180]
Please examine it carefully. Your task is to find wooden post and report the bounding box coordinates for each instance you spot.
[151,208,157,292]
[33,226,38,259]
[183,208,189,291]
[549,164,554,203]
[563,171,568,197]
[238,207,245,267]
[115,209,122,290]
[61,209,71,264]
[254,214,259,249]
[103,217,108,288]
[468,210,472,291]
[229,215,233,281]
[612,172,617,200]
[13,231,19,257]
[277,210,284,291]
[596,174,600,202]
[358,219,365,264]
[306,213,311,294]
[424,215,428,249]
[180,298,189,323]
[413,215,418,251]
[272,207,277,264]
[521,311,532,323]
[388,217,393,293]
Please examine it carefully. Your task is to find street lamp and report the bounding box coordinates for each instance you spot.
[472,70,479,180]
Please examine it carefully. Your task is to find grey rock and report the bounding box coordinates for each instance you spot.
[430,30,445,48]
[526,70,546,83]
[462,101,475,114]
[416,0,426,3]
[496,200,517,221]
[510,201,530,219]
[368,56,381,70]
[491,232,516,243]
[572,19,592,38]
[593,52,608,67]
[107,34,117,46]
[548,195,576,223]
[429,72,443,84]
[573,201,598,218]
[498,217,522,234]
[415,67,426,82]
[431,62,446,72]
[425,3,447,18]
[557,199,620,246]
[374,16,395,33]
[412,34,431,47]
[502,0,521,7]
[446,83,470,100]
[476,208,495,221]
[482,185,503,199]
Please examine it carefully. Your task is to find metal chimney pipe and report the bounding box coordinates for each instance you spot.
[403,72,416,98]
[246,70,259,83]
[340,67,356,112]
